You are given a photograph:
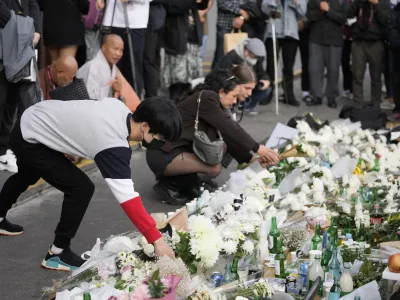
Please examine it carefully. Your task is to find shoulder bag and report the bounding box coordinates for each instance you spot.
[192,91,225,166]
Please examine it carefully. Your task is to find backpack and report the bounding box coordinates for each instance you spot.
[339,104,386,130]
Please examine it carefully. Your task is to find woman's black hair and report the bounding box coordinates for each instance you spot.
[132,97,183,142]
[184,69,240,99]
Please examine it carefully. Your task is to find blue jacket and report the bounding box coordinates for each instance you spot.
[388,3,400,48]
[261,0,306,40]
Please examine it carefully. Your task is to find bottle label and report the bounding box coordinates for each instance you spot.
[313,242,322,251]
[269,236,274,249]
[370,217,382,225]
[328,292,340,300]
[274,259,285,276]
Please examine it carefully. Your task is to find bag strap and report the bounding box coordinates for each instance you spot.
[194,91,223,140]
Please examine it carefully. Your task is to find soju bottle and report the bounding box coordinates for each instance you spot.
[328,278,342,300]
[308,254,324,296]
[223,263,233,283]
[328,248,341,281]
[321,250,329,282]
[312,223,323,251]
[231,257,240,281]
[340,262,354,296]
[357,223,367,244]
[274,238,286,279]
[268,217,280,254]
[328,217,337,239]
[326,235,334,263]
[83,293,91,300]
[345,217,352,235]
[333,225,339,247]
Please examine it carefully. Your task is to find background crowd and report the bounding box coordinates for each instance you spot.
[0,0,400,183]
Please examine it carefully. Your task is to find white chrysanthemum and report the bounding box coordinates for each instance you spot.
[242,240,255,255]
[236,297,249,300]
[242,223,255,233]
[312,178,324,192]
[121,270,131,281]
[143,244,155,256]
[301,183,311,194]
[223,240,238,255]
[223,203,234,215]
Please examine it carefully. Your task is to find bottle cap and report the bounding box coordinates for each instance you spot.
[345,233,352,239]
[374,204,380,208]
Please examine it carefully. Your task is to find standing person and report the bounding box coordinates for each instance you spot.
[341,11,355,100]
[38,0,89,63]
[347,0,391,105]
[298,15,311,102]
[0,98,180,270]
[387,0,400,120]
[83,0,105,61]
[0,0,42,173]
[211,0,253,69]
[262,0,307,107]
[199,0,214,60]
[143,0,167,97]
[306,0,350,108]
[161,0,203,102]
[99,0,150,99]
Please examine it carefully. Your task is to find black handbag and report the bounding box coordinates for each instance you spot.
[192,91,225,166]
[339,104,387,130]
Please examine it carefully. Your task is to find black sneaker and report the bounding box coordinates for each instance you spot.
[0,218,23,236]
[41,247,85,271]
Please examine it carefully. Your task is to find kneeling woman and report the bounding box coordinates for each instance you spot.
[146,69,279,205]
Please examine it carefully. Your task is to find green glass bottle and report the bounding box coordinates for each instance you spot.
[326,235,335,263]
[83,293,91,300]
[328,278,342,300]
[274,238,286,279]
[357,223,367,243]
[328,217,337,239]
[321,250,329,281]
[345,217,351,235]
[231,257,240,281]
[312,223,323,251]
[333,225,339,247]
[223,263,233,283]
[268,216,280,254]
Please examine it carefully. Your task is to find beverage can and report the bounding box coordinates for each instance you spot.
[210,272,223,287]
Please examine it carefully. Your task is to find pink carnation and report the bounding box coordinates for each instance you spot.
[130,284,151,300]
[117,294,130,300]
[120,265,132,274]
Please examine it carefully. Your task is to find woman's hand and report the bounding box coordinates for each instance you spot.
[154,238,175,258]
[257,145,280,165]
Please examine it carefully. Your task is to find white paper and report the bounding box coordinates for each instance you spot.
[340,280,381,300]
[330,156,359,178]
[266,123,299,148]
[391,131,400,141]
[383,267,400,281]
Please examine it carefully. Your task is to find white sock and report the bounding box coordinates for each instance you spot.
[50,244,64,254]
[0,217,4,222]
[302,91,309,97]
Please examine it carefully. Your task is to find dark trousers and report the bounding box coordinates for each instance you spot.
[143,29,161,97]
[266,38,298,99]
[299,28,310,92]
[384,43,393,99]
[341,39,353,92]
[352,40,384,104]
[243,86,272,109]
[0,70,38,156]
[212,26,230,70]
[111,27,146,98]
[0,122,94,249]
[393,49,400,113]
[309,42,342,99]
[169,83,191,102]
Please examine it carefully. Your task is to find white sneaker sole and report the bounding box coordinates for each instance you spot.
[0,228,23,236]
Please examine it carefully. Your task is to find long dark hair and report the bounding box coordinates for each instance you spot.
[187,69,239,96]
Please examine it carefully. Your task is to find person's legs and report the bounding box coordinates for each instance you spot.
[0,70,10,157]
[85,29,102,61]
[163,152,222,178]
[15,82,40,118]
[341,39,353,93]
[200,34,209,60]
[352,40,367,104]
[325,45,342,107]
[212,26,228,69]
[367,40,384,105]
[308,43,325,102]
[392,50,400,113]
[143,29,160,97]
[48,47,60,64]
[129,28,146,98]
[281,38,299,104]
[59,46,78,58]
[383,42,393,101]
[299,28,310,96]
[244,86,271,111]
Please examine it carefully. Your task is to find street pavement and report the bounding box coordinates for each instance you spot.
[0,5,378,300]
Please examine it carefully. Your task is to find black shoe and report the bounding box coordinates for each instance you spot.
[153,181,191,206]
[41,247,85,271]
[287,98,300,107]
[201,178,219,191]
[164,174,202,198]
[327,97,337,108]
[0,218,23,236]
[302,95,313,104]
[306,96,322,106]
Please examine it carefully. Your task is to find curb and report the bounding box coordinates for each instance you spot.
[13,142,142,208]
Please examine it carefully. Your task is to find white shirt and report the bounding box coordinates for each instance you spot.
[76,50,117,100]
[102,0,151,29]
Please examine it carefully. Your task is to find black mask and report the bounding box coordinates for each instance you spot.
[142,132,166,149]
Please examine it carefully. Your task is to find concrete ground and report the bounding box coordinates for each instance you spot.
[0,4,380,300]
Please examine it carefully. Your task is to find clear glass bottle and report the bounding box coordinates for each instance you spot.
[274,238,286,279]
[340,262,354,296]
[286,251,299,278]
[328,278,342,300]
[328,248,341,281]
[268,216,280,254]
[231,257,240,281]
[223,263,233,283]
[308,254,324,295]
[312,223,323,251]
[370,204,383,226]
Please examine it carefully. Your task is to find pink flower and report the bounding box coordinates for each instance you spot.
[108,297,117,300]
[120,265,132,274]
[161,277,172,289]
[117,294,130,300]
[130,284,151,300]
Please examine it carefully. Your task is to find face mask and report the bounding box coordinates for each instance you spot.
[142,129,166,150]
[245,56,258,66]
